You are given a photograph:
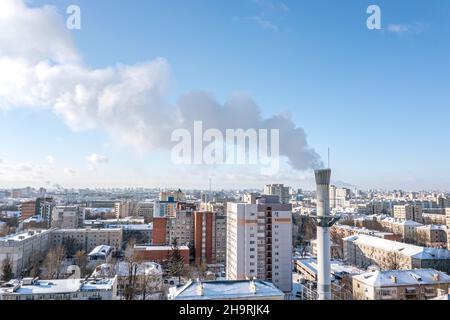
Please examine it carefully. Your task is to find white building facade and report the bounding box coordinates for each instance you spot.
[226,195,292,292]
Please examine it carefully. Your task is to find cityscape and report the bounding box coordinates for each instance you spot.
[1,0,450,307]
[1,181,450,301]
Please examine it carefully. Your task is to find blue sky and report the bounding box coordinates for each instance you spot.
[1,0,449,190]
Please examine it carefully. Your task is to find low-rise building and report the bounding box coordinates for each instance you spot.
[0,229,53,277]
[380,217,423,243]
[92,261,163,298]
[168,279,285,300]
[343,234,450,273]
[331,224,402,242]
[295,257,364,282]
[133,245,190,265]
[352,269,450,300]
[415,225,447,248]
[0,276,118,300]
[51,228,122,253]
[422,212,446,225]
[88,245,113,265]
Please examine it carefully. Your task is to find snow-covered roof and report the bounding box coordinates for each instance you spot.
[381,217,423,226]
[0,229,51,243]
[92,262,162,277]
[295,258,364,277]
[169,280,284,300]
[134,245,189,251]
[343,234,450,260]
[0,277,116,295]
[88,245,112,257]
[416,224,447,231]
[353,269,450,287]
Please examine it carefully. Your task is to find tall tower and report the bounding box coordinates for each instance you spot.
[313,169,339,300]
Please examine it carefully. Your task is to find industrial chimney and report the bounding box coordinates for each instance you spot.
[313,169,339,300]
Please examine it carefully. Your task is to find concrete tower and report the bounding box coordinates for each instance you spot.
[314,169,339,300]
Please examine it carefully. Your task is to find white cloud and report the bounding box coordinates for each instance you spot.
[387,23,426,35]
[238,15,279,32]
[46,155,55,165]
[387,24,409,34]
[63,168,76,175]
[0,161,46,181]
[252,0,289,13]
[86,154,109,170]
[0,0,321,175]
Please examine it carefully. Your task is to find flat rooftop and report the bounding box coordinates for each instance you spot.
[0,278,115,295]
[134,245,189,251]
[353,269,450,287]
[170,280,284,300]
[0,229,50,242]
[343,234,450,260]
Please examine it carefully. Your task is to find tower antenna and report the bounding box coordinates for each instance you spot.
[327,147,330,169]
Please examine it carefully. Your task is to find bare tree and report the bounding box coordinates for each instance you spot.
[123,239,142,300]
[330,227,344,259]
[44,246,66,279]
[197,262,208,280]
[74,250,88,277]
[140,271,162,300]
[384,251,401,270]
[28,252,42,278]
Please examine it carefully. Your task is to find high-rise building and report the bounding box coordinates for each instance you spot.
[193,211,226,266]
[393,204,423,223]
[20,200,36,221]
[263,184,290,205]
[226,194,292,292]
[114,201,136,219]
[329,186,351,209]
[151,211,194,248]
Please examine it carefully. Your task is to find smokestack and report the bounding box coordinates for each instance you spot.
[314,168,333,300]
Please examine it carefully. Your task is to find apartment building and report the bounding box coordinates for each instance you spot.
[151,210,195,247]
[422,212,447,225]
[114,201,136,219]
[264,184,290,205]
[193,211,226,266]
[226,194,292,292]
[353,269,450,300]
[331,224,402,242]
[51,228,123,253]
[415,225,447,248]
[343,234,450,273]
[446,208,450,229]
[0,277,118,300]
[51,206,81,229]
[0,229,53,277]
[393,204,423,223]
[20,200,36,221]
[329,186,351,209]
[379,217,423,243]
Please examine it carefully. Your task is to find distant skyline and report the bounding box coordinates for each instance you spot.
[1,0,450,191]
